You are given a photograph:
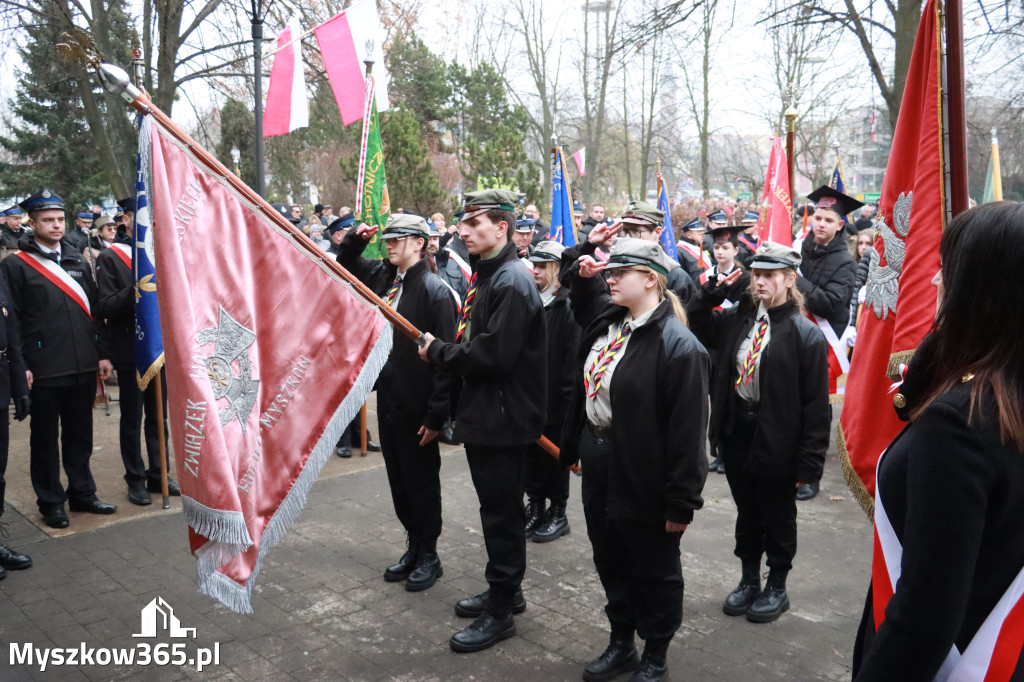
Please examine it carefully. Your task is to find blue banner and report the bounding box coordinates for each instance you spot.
[828,156,850,225]
[550,147,576,247]
[134,119,164,389]
[657,174,679,262]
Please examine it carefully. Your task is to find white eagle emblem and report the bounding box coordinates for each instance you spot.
[865,192,912,320]
[195,307,260,432]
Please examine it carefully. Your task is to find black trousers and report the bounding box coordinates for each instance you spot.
[378,413,442,544]
[525,440,569,505]
[464,442,527,608]
[115,364,168,486]
[720,405,798,572]
[0,358,10,515]
[580,428,684,641]
[29,373,97,512]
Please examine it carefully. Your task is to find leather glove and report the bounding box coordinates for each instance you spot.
[14,395,31,421]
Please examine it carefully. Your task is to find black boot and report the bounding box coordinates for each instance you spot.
[524,498,546,539]
[796,479,819,501]
[450,599,516,653]
[582,623,639,682]
[723,561,761,616]
[384,535,420,582]
[629,637,670,682]
[533,503,570,543]
[405,539,443,592]
[455,588,527,618]
[747,569,790,623]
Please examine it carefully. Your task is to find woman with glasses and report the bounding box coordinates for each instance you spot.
[560,238,710,682]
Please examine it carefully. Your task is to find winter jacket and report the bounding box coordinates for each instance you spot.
[541,286,580,444]
[95,246,135,363]
[797,233,857,336]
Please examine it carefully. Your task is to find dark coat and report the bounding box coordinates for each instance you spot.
[687,289,830,482]
[0,236,104,381]
[736,235,760,269]
[337,233,457,431]
[676,239,706,285]
[796,233,857,336]
[433,237,471,303]
[0,273,31,400]
[541,286,580,444]
[560,271,710,525]
[62,227,89,252]
[427,239,547,446]
[95,247,135,364]
[853,381,1024,681]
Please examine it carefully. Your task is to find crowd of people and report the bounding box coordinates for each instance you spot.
[2,181,1023,681]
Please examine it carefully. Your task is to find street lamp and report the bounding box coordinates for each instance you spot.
[245,0,275,198]
[784,105,798,198]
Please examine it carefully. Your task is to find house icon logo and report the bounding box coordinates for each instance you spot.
[133,597,197,638]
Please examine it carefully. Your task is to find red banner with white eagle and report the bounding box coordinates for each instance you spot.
[837,0,944,515]
[142,114,392,612]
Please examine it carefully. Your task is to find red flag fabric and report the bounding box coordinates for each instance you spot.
[143,115,392,612]
[838,0,944,515]
[313,0,389,127]
[263,18,310,137]
[757,138,793,245]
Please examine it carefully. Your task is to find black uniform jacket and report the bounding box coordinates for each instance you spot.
[676,240,706,285]
[736,236,760,269]
[0,236,104,381]
[796,234,857,337]
[337,233,456,431]
[427,240,547,447]
[854,380,1024,681]
[687,287,830,483]
[560,240,697,304]
[541,286,580,445]
[95,247,135,364]
[559,271,710,525]
[0,273,31,400]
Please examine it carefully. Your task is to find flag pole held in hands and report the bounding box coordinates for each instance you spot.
[96,62,578,475]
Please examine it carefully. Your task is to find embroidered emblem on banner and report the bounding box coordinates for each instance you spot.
[195,306,260,432]
[865,191,912,320]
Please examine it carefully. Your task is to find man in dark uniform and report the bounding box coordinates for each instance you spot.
[736,211,761,269]
[675,217,710,285]
[64,211,92,251]
[338,213,456,591]
[418,189,547,653]
[325,213,355,257]
[794,185,861,501]
[2,207,33,247]
[94,217,180,506]
[523,204,548,246]
[115,197,136,244]
[0,190,117,528]
[512,216,536,261]
[524,241,579,544]
[0,270,33,577]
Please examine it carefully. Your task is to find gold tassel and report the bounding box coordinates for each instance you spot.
[836,423,874,520]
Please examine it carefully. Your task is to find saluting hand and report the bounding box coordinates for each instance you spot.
[355,223,378,241]
[578,256,607,279]
[416,332,436,361]
[587,220,623,247]
[717,269,743,287]
[665,521,688,534]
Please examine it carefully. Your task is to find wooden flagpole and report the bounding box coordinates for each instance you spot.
[945,0,969,217]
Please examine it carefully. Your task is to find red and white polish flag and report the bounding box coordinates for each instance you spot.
[263,17,309,137]
[572,148,586,177]
[314,0,390,126]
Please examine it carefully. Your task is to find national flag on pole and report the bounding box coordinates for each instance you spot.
[140,114,392,613]
[134,152,163,389]
[314,0,389,126]
[756,137,793,245]
[870,111,877,142]
[263,18,310,137]
[550,146,576,247]
[983,129,1003,203]
[828,154,850,225]
[355,76,390,260]
[572,147,586,177]
[838,0,944,516]
[656,172,679,262]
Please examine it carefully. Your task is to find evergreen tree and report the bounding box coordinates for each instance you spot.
[386,35,451,136]
[217,99,258,189]
[381,107,450,216]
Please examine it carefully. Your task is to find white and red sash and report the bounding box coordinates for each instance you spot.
[676,239,709,270]
[15,250,92,318]
[811,313,849,396]
[872,449,1024,681]
[445,247,472,282]
[109,243,132,271]
[738,234,759,253]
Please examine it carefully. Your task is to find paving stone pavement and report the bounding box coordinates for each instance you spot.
[0,404,872,681]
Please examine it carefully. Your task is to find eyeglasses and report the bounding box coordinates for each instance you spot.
[603,267,641,282]
[621,227,652,238]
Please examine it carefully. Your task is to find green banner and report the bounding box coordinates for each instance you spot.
[358,97,390,259]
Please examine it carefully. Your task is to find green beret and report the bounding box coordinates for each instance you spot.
[381,213,430,239]
[621,201,665,227]
[604,237,677,276]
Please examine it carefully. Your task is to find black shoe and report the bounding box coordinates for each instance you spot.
[723,562,761,616]
[68,499,117,514]
[147,479,181,496]
[384,536,421,582]
[41,508,69,529]
[709,456,724,473]
[747,571,790,623]
[128,483,152,506]
[796,480,819,501]
[0,543,32,570]
[449,612,516,653]
[628,638,670,682]
[524,498,546,539]
[533,504,570,543]
[455,589,527,618]
[366,439,381,452]
[439,421,459,445]
[583,625,639,682]
[0,564,5,579]
[405,552,442,592]
[336,446,352,458]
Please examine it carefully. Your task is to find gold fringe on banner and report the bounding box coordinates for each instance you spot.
[836,423,874,520]
[887,349,917,382]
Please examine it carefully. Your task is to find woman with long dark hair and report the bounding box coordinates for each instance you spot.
[853,202,1024,680]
